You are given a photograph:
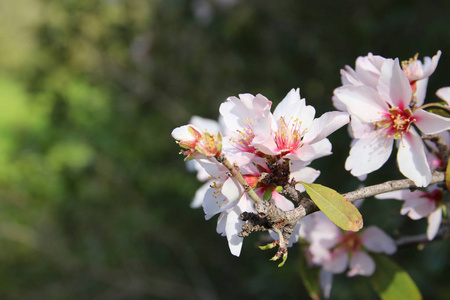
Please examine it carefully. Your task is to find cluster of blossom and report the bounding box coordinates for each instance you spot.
[172,51,450,297]
[299,206,397,298]
[333,51,450,186]
[172,89,349,255]
[333,51,450,240]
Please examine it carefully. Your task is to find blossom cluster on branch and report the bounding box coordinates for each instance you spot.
[172,51,450,298]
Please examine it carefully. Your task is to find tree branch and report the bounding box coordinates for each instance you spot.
[216,151,447,266]
[341,171,445,202]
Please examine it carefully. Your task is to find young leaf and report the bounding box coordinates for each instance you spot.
[370,254,422,300]
[301,182,363,231]
[423,103,450,118]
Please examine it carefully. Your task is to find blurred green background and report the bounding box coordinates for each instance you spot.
[1,0,450,299]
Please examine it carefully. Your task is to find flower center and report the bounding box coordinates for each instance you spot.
[420,189,444,205]
[401,53,419,79]
[374,107,416,140]
[232,117,257,153]
[274,116,303,154]
[339,232,362,253]
[197,132,220,154]
[401,53,419,93]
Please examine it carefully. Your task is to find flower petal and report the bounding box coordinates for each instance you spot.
[287,139,332,162]
[345,132,394,177]
[190,115,220,134]
[221,177,243,204]
[361,226,397,254]
[436,87,450,105]
[414,109,450,135]
[273,88,316,132]
[397,130,431,187]
[290,166,321,192]
[427,207,442,240]
[403,197,435,219]
[216,212,226,236]
[225,206,244,256]
[420,50,441,79]
[203,186,232,220]
[347,251,376,277]
[414,78,428,107]
[323,248,348,274]
[375,190,408,200]
[171,124,200,144]
[191,181,212,208]
[319,269,334,299]
[303,111,349,144]
[377,58,412,108]
[271,192,295,211]
[334,86,389,122]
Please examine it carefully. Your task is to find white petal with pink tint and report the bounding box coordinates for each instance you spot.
[171,124,200,143]
[203,186,230,220]
[221,177,243,204]
[402,197,435,220]
[290,166,320,192]
[427,207,442,240]
[273,88,316,133]
[225,206,244,256]
[271,192,295,211]
[397,130,431,187]
[190,115,220,134]
[303,111,349,144]
[414,108,450,135]
[377,58,412,108]
[436,87,450,105]
[334,86,389,122]
[414,78,428,106]
[375,190,407,200]
[361,226,397,254]
[191,181,212,208]
[323,248,348,274]
[345,132,394,176]
[347,251,376,277]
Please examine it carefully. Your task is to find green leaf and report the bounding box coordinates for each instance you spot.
[445,156,450,191]
[298,243,321,300]
[370,254,422,300]
[301,182,363,231]
[422,103,450,118]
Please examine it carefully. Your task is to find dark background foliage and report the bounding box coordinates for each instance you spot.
[1,0,450,299]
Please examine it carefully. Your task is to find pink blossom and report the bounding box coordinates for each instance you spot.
[376,185,445,240]
[256,89,349,163]
[401,51,441,104]
[219,93,274,156]
[221,89,349,164]
[300,212,396,298]
[334,56,450,186]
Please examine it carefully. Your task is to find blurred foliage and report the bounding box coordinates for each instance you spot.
[0,0,449,299]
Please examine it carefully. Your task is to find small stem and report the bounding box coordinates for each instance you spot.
[396,223,450,247]
[215,153,262,203]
